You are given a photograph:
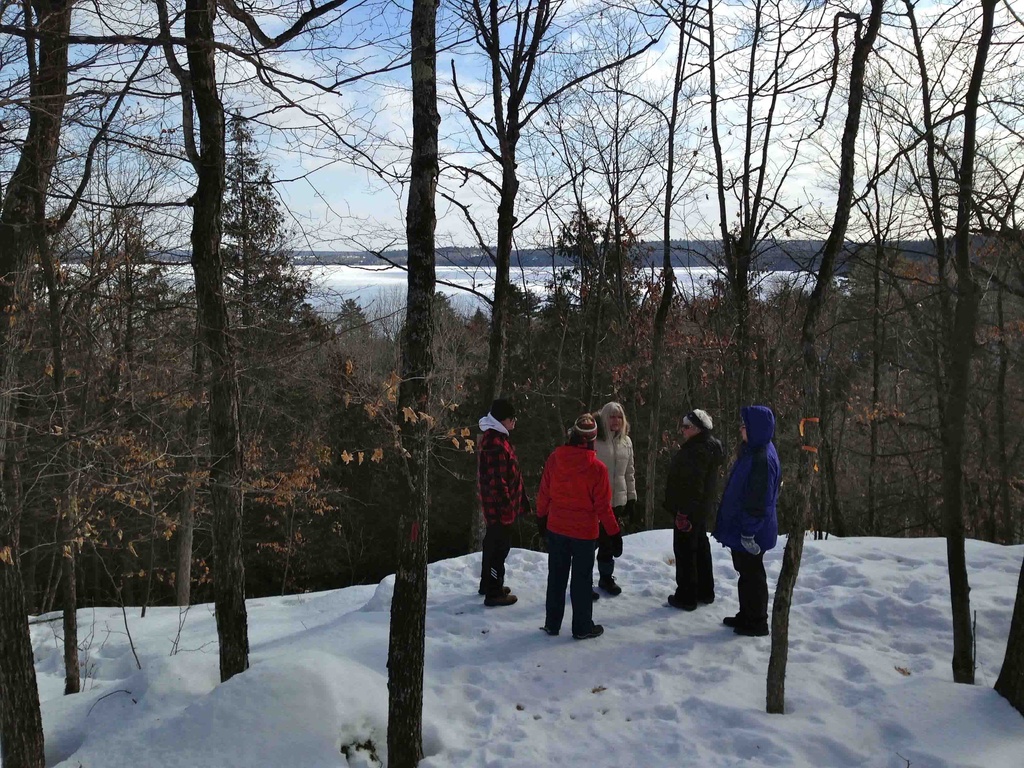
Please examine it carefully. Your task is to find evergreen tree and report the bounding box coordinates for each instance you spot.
[223,115,309,336]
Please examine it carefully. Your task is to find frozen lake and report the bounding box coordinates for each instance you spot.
[160,263,809,319]
[301,264,806,318]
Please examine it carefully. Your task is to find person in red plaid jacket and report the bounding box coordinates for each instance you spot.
[477,398,529,606]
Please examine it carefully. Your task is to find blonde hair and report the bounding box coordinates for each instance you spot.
[599,401,629,440]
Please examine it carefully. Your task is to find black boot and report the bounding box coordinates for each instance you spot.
[668,594,697,611]
[572,624,604,640]
[598,576,621,596]
[734,622,769,637]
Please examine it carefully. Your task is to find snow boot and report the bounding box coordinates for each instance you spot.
[572,624,604,640]
[598,576,621,596]
[479,585,512,596]
[667,594,697,611]
[722,614,743,627]
[734,622,769,637]
[484,592,518,607]
[540,626,559,636]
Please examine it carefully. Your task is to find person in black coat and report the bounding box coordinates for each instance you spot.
[664,409,725,610]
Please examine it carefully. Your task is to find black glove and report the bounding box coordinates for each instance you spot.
[623,499,636,519]
[611,532,623,558]
[537,515,548,539]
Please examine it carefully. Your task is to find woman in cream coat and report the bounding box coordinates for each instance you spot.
[593,401,637,595]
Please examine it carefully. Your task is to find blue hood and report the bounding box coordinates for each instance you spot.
[742,405,775,449]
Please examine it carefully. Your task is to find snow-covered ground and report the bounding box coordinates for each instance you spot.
[30,533,1024,768]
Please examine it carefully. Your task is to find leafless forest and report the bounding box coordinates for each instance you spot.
[1,0,1023,764]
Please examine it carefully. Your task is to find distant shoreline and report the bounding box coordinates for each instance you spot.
[93,238,903,274]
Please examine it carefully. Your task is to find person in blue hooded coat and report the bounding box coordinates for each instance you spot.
[713,405,781,637]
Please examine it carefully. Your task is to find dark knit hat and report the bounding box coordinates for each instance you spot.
[572,413,598,440]
[489,398,516,422]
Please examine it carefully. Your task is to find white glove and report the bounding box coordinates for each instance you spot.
[740,535,761,556]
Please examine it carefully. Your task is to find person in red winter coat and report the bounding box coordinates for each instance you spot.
[536,414,622,639]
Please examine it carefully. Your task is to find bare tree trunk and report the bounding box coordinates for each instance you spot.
[644,5,688,531]
[767,0,882,714]
[868,240,884,534]
[485,158,518,408]
[474,151,517,553]
[59,499,80,694]
[177,332,204,607]
[141,499,158,617]
[39,216,80,694]
[185,0,249,682]
[940,0,996,686]
[995,555,1024,715]
[387,0,438,762]
[582,237,607,411]
[0,522,45,768]
[0,1,72,762]
[822,427,846,537]
[996,283,1012,544]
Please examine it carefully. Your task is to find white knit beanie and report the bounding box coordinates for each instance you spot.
[684,409,713,431]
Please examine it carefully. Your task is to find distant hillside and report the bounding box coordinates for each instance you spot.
[113,239,949,273]
[291,240,861,273]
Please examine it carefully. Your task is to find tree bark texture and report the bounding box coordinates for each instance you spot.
[386,0,438,763]
[940,0,996,686]
[59,500,80,694]
[643,12,686,531]
[39,226,81,694]
[185,0,249,682]
[177,333,205,606]
[767,0,882,715]
[995,285,1012,544]
[766,525,805,712]
[867,240,884,534]
[995,555,1024,716]
[0,1,73,763]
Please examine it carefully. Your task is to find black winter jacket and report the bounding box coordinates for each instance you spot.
[664,430,725,528]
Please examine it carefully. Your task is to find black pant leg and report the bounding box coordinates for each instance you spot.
[596,516,617,580]
[732,548,768,625]
[482,522,511,597]
[545,533,572,631]
[673,528,697,604]
[694,520,715,602]
[569,536,597,637]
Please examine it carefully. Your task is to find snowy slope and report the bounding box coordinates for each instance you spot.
[27,533,1024,768]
